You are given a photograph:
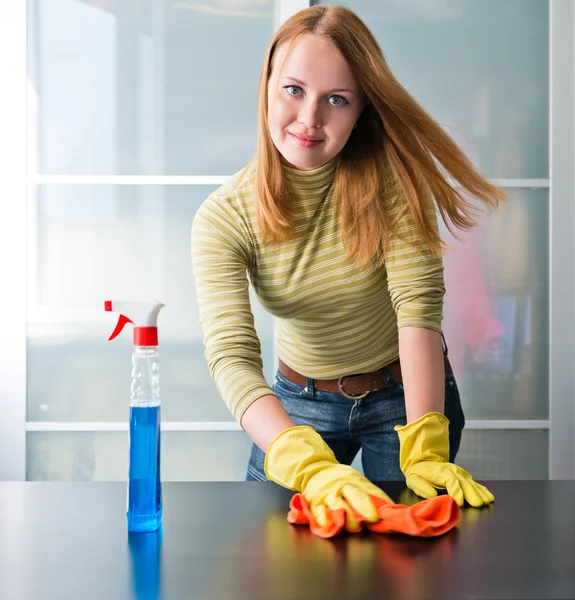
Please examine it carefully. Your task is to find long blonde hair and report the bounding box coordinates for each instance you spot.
[254,5,505,264]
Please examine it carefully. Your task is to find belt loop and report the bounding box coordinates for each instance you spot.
[441,331,449,357]
[305,377,316,398]
[381,367,395,386]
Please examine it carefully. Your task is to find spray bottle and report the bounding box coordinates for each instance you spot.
[105,300,165,532]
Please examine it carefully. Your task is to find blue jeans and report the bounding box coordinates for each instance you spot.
[246,368,465,482]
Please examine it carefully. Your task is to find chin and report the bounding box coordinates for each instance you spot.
[282,149,328,171]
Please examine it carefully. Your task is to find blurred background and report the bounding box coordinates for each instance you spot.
[1,0,573,483]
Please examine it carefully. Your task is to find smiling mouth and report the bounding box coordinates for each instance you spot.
[289,132,324,147]
[291,133,322,142]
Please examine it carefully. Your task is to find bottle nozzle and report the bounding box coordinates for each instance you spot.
[104,300,165,346]
[108,313,134,341]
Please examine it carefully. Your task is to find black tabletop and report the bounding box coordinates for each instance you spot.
[0,481,574,600]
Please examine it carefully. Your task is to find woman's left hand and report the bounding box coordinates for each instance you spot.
[395,412,495,507]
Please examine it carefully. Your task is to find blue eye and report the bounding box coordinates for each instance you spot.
[329,95,349,107]
[284,85,302,96]
[283,85,349,107]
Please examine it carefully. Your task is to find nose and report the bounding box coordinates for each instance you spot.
[298,98,322,130]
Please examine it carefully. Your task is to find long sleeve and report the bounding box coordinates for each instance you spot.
[191,159,443,411]
[191,195,275,423]
[385,198,445,332]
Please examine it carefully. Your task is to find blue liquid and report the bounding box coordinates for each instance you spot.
[128,405,162,532]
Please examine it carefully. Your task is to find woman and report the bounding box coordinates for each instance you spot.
[191,5,504,532]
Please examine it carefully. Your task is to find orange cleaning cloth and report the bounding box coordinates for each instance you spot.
[287,493,460,539]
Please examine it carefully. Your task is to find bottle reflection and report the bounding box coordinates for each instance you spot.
[128,526,163,600]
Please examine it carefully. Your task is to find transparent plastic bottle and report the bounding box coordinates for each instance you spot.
[104,300,165,533]
[128,346,162,532]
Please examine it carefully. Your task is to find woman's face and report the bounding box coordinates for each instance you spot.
[267,33,364,170]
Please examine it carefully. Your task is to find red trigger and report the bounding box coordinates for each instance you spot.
[108,314,134,341]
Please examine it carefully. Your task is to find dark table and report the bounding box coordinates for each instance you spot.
[0,481,574,600]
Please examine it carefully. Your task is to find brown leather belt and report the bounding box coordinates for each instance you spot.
[278,356,452,400]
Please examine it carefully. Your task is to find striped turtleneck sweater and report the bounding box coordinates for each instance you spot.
[191,157,445,422]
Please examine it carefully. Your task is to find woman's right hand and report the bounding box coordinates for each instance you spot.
[264,425,392,531]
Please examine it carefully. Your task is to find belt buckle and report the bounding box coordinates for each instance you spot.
[337,376,370,400]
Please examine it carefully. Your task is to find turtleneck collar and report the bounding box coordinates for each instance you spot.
[282,156,338,204]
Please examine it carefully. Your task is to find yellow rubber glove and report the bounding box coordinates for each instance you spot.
[264,426,392,531]
[395,412,494,507]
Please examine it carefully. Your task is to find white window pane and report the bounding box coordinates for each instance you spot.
[27,185,275,422]
[29,429,547,482]
[316,0,549,179]
[29,0,277,175]
[163,1,275,176]
[442,189,548,420]
[457,429,548,479]
[351,429,548,480]
[28,185,548,423]
[27,431,253,481]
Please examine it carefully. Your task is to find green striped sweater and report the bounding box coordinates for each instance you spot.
[191,157,445,422]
